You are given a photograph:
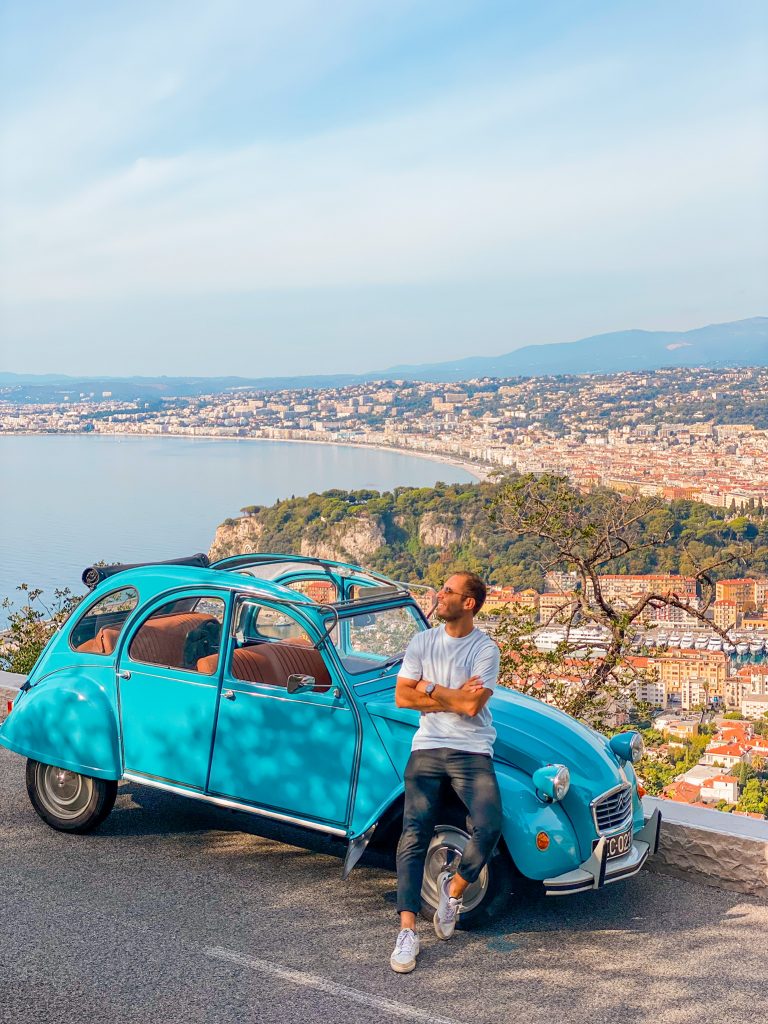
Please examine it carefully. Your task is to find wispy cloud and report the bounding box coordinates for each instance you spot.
[0,0,766,372]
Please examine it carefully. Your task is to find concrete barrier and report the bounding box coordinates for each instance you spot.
[643,795,768,898]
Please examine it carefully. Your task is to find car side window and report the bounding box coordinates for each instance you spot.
[70,587,139,655]
[128,596,225,675]
[230,600,331,692]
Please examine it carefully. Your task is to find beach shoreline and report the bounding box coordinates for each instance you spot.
[0,430,491,484]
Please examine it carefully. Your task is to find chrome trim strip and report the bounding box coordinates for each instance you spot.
[121,773,348,837]
[226,687,351,709]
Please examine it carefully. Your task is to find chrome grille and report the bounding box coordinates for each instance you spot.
[591,784,633,835]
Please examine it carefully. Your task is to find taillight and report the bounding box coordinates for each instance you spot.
[6,700,13,716]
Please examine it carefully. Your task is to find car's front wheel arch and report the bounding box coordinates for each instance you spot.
[419,822,515,928]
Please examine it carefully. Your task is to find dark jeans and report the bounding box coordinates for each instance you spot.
[396,747,503,915]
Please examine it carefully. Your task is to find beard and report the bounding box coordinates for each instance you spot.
[436,605,461,622]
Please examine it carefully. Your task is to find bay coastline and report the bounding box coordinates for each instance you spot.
[1,428,490,484]
[0,432,479,615]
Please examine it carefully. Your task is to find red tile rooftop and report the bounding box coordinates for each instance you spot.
[706,743,749,756]
[662,781,702,803]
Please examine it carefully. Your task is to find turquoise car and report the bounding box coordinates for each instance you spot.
[0,553,660,926]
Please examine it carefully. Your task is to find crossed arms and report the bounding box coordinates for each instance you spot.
[395,674,493,718]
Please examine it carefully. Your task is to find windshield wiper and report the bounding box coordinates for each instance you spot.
[379,654,404,674]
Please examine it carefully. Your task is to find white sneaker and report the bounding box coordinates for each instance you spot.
[390,928,420,973]
[433,871,462,939]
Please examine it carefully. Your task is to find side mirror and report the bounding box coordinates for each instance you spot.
[287,673,315,694]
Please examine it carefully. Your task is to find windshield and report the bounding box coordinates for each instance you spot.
[329,603,427,674]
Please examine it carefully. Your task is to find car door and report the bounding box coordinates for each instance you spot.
[117,590,229,790]
[207,597,357,826]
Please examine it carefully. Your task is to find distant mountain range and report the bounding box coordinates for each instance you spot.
[1,317,765,401]
[384,316,768,381]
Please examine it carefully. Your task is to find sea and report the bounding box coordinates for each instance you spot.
[0,434,476,617]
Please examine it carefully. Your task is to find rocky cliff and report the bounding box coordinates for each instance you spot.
[207,484,486,568]
[210,510,387,563]
[209,516,265,560]
[205,480,753,591]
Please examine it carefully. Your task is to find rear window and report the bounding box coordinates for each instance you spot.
[69,587,139,655]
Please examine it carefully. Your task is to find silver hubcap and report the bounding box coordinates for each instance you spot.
[37,765,93,820]
[421,826,490,914]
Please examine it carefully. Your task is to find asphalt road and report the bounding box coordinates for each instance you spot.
[0,745,765,1024]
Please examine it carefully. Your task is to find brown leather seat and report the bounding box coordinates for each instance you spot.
[77,627,121,655]
[196,653,219,675]
[128,613,220,669]
[229,642,332,693]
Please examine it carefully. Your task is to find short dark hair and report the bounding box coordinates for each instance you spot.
[457,571,487,614]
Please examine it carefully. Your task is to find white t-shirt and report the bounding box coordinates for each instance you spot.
[400,625,500,756]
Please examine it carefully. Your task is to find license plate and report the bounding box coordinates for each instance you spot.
[594,826,633,860]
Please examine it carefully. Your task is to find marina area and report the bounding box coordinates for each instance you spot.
[531,624,768,662]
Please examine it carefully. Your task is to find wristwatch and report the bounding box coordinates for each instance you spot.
[424,682,437,697]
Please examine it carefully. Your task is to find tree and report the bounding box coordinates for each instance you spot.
[0,585,82,676]
[636,758,676,795]
[736,778,768,817]
[490,474,745,725]
[738,760,755,788]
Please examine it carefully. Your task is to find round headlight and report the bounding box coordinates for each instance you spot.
[532,763,570,802]
[609,731,645,764]
[629,732,645,764]
[552,765,571,800]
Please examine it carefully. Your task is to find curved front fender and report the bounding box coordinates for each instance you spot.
[496,766,581,881]
[0,675,120,780]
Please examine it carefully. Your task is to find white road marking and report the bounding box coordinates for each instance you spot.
[205,946,470,1024]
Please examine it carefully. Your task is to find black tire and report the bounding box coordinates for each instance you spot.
[26,759,117,834]
[419,823,514,928]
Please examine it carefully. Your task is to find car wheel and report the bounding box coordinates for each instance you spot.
[26,759,117,834]
[420,823,513,928]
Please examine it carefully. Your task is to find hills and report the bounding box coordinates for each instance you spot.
[2,317,765,402]
[208,481,768,591]
[384,317,768,381]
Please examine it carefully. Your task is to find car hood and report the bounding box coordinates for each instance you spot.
[364,685,624,797]
[489,687,624,791]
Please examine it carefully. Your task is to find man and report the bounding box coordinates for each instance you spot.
[390,571,501,974]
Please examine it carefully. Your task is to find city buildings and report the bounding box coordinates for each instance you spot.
[2,365,767,510]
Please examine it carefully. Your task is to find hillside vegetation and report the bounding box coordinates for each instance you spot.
[210,480,768,588]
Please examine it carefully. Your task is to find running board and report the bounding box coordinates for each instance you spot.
[121,773,348,837]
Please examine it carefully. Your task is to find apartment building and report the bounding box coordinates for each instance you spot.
[741,694,768,720]
[650,649,728,698]
[486,587,539,616]
[699,775,739,803]
[587,574,697,611]
[715,578,758,612]
[679,678,704,710]
[539,591,579,624]
[634,678,667,706]
[713,599,739,629]
[700,743,750,768]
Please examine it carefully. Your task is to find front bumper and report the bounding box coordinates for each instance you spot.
[544,808,662,896]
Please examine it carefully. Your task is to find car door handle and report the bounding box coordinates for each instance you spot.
[222,689,236,701]
[118,670,131,680]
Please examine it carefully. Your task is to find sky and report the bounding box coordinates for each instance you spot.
[0,0,766,377]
